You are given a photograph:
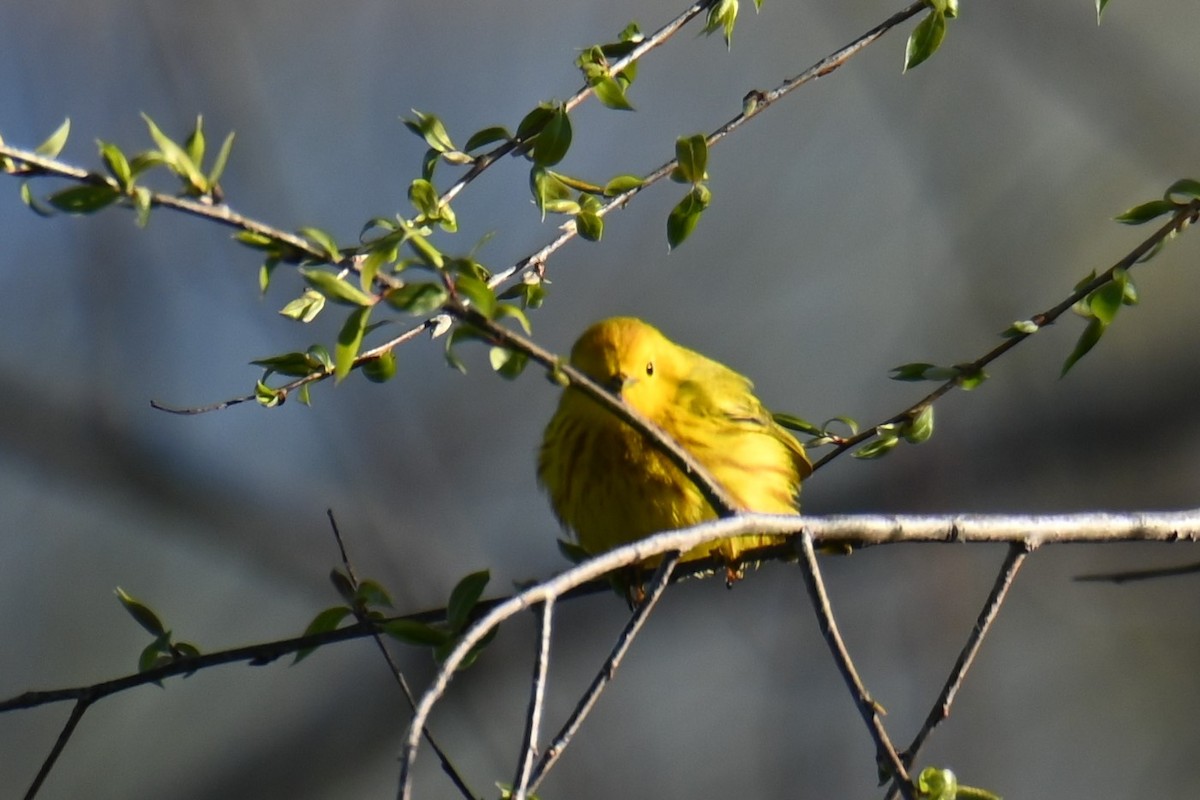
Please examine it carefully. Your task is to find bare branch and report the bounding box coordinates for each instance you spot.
[512,597,555,800]
[890,543,1029,798]
[796,530,913,799]
[327,511,480,800]
[529,552,681,793]
[24,699,90,800]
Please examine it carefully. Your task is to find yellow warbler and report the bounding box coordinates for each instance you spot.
[538,317,812,571]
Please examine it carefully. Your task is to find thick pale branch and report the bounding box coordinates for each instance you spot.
[395,508,1200,798]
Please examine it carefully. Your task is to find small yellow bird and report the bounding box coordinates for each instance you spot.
[538,317,812,575]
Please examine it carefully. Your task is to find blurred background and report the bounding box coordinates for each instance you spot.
[2,0,1199,797]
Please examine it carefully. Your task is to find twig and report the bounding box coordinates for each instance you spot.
[887,543,1029,799]
[528,551,681,793]
[327,511,480,800]
[512,597,556,800]
[24,699,90,800]
[146,0,924,413]
[814,200,1200,471]
[796,530,913,800]
[1075,560,1200,583]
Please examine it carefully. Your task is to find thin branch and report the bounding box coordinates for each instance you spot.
[436,1,712,210]
[0,144,323,260]
[796,530,913,799]
[1075,560,1200,583]
[512,597,556,800]
[814,200,1200,471]
[327,511,480,800]
[528,551,681,793]
[889,543,1028,799]
[144,0,922,413]
[24,699,90,800]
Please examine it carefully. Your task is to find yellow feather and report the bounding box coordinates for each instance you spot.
[538,317,811,569]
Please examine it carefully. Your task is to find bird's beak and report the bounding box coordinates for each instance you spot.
[606,372,635,395]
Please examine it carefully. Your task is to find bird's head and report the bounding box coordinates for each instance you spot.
[568,317,676,417]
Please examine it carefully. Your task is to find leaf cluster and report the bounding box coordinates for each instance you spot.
[296,569,496,669]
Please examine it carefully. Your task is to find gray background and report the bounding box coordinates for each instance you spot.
[2,1,1199,798]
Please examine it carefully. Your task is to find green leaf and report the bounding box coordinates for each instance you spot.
[207,131,235,187]
[1061,317,1106,377]
[446,569,490,632]
[1163,178,1200,203]
[531,104,572,167]
[251,350,328,377]
[889,362,958,382]
[404,110,456,153]
[132,186,152,227]
[47,184,119,214]
[1002,319,1040,337]
[702,0,739,48]
[903,405,934,444]
[956,365,988,390]
[666,184,712,250]
[35,118,71,157]
[530,168,574,219]
[141,113,207,191]
[355,579,394,609]
[489,346,529,379]
[603,174,644,196]
[916,767,958,800]
[300,268,375,307]
[362,351,397,383]
[516,104,555,142]
[334,305,372,383]
[853,433,900,460]
[592,76,635,110]
[672,134,708,184]
[464,126,512,152]
[1114,199,1175,225]
[454,273,497,318]
[772,413,822,436]
[255,380,285,408]
[184,116,205,168]
[386,282,449,315]
[409,178,439,218]
[1096,0,1111,23]
[904,9,946,72]
[380,618,452,647]
[1087,272,1127,325]
[279,289,326,322]
[297,226,340,262]
[496,302,533,334]
[576,209,603,241]
[115,587,166,636]
[294,606,353,664]
[98,140,133,188]
[139,634,173,676]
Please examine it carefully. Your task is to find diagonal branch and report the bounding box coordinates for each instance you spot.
[887,543,1029,799]
[813,200,1200,471]
[23,698,90,800]
[796,530,913,799]
[138,0,928,413]
[512,597,556,800]
[528,551,681,793]
[327,511,480,800]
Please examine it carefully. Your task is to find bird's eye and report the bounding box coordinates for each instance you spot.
[645,361,654,376]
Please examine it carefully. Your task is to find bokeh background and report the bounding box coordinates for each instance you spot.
[2,1,1199,798]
